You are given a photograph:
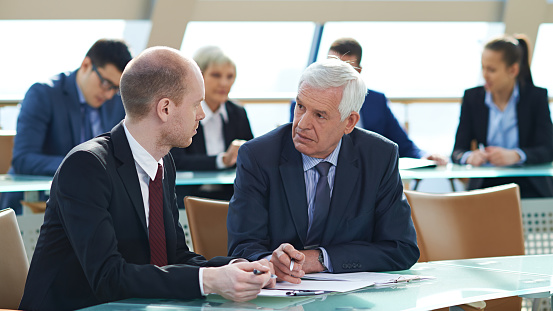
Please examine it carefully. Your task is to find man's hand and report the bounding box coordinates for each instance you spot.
[202,259,274,302]
[298,249,326,274]
[466,150,488,167]
[270,243,305,283]
[222,139,246,167]
[485,146,521,166]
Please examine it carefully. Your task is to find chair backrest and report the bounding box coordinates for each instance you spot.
[184,196,229,260]
[0,208,29,309]
[405,183,524,262]
[0,133,15,174]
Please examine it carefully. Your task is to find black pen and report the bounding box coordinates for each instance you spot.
[286,290,325,296]
[252,269,277,278]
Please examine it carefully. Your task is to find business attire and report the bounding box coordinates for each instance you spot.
[19,122,233,311]
[290,89,423,158]
[452,85,553,197]
[227,124,419,273]
[0,70,125,213]
[171,100,253,202]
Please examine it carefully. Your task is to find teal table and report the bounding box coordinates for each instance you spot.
[399,162,553,180]
[80,254,553,311]
[3,163,553,192]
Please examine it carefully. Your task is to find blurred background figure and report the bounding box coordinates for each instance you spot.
[452,34,553,198]
[0,38,132,214]
[171,46,253,204]
[290,38,447,165]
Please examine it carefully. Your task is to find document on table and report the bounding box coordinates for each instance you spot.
[301,271,435,284]
[259,272,435,297]
[399,157,437,170]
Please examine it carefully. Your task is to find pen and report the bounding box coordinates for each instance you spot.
[286,290,325,296]
[290,259,295,272]
[479,143,485,153]
[252,269,277,278]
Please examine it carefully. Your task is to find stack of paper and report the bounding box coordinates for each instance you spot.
[259,272,435,297]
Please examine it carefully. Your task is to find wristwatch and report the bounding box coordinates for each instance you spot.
[318,249,328,271]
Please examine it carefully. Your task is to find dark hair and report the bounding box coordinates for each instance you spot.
[485,34,533,87]
[329,38,363,65]
[86,39,132,73]
[120,48,188,120]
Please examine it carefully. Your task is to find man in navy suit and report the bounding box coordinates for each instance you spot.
[0,39,132,214]
[19,47,274,311]
[290,38,446,163]
[228,58,419,283]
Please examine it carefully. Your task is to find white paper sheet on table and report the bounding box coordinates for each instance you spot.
[301,272,435,284]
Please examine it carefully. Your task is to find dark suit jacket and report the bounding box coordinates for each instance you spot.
[452,85,553,197]
[171,100,253,171]
[290,89,423,158]
[19,122,232,311]
[1,70,126,212]
[227,124,419,273]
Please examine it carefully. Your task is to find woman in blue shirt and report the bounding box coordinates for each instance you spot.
[452,34,553,198]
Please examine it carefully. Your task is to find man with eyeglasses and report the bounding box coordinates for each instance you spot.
[0,39,132,214]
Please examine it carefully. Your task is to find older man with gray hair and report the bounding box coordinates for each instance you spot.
[227,57,419,283]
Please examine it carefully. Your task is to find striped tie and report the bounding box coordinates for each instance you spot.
[149,163,167,266]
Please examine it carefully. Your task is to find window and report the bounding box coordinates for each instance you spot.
[531,23,553,95]
[181,21,316,99]
[0,20,151,100]
[318,21,505,97]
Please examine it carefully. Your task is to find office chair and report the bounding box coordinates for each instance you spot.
[0,208,29,309]
[0,133,14,174]
[405,183,524,311]
[184,196,229,260]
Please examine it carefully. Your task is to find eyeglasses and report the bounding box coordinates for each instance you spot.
[92,63,120,94]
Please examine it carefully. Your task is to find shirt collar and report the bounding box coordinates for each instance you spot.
[201,100,228,123]
[76,76,87,105]
[302,139,342,172]
[485,83,520,111]
[123,120,163,181]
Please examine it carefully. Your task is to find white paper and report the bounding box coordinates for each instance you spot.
[301,272,435,284]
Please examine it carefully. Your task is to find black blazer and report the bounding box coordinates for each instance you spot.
[452,85,553,197]
[19,122,233,311]
[171,100,254,171]
[227,124,419,273]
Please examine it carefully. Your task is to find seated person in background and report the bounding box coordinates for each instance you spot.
[290,38,447,164]
[171,46,253,202]
[452,34,553,198]
[228,58,419,282]
[0,39,132,214]
[19,47,274,311]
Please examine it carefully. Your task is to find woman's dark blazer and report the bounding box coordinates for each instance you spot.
[452,85,553,197]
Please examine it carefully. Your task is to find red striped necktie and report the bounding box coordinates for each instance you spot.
[149,163,167,266]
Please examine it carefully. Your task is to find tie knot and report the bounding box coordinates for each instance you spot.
[315,161,332,177]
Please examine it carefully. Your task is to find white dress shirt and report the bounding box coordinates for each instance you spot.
[200,101,229,169]
[122,122,208,294]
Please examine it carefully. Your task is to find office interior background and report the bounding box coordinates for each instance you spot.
[1,0,553,192]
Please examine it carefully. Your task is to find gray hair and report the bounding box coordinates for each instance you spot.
[298,57,366,121]
[193,46,236,74]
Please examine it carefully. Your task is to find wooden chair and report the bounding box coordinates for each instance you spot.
[184,196,229,260]
[0,133,14,174]
[0,208,29,309]
[405,183,524,311]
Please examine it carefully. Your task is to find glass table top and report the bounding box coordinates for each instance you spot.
[80,257,553,311]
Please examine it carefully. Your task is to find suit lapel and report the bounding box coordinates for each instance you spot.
[474,89,490,145]
[279,134,309,246]
[517,85,530,145]
[321,135,359,244]
[111,122,148,233]
[64,71,84,145]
